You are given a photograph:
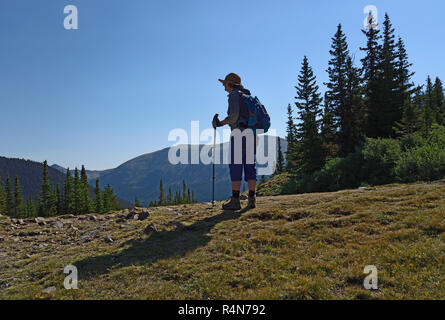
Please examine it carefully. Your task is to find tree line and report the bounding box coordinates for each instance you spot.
[0,161,121,218]
[148,179,198,207]
[274,13,445,181]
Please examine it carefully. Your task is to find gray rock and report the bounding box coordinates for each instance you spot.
[126,210,137,219]
[51,220,64,229]
[137,211,150,220]
[0,235,4,242]
[120,224,131,229]
[144,223,158,234]
[80,229,100,242]
[0,252,7,258]
[89,215,98,221]
[42,286,56,294]
[103,235,114,243]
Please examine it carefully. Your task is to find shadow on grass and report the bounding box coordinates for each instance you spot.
[74,210,241,279]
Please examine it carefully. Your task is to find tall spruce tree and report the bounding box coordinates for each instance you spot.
[80,165,91,214]
[285,104,297,170]
[394,37,415,126]
[13,175,23,218]
[73,168,81,215]
[433,77,445,125]
[294,56,324,174]
[342,56,364,155]
[167,188,173,205]
[276,137,284,174]
[321,93,337,158]
[360,11,382,138]
[325,24,349,152]
[379,13,400,137]
[5,174,13,217]
[40,161,52,217]
[422,76,435,134]
[102,185,112,213]
[56,185,63,215]
[94,178,103,213]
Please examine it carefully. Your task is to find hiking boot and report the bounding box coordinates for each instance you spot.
[222,197,241,211]
[246,195,256,209]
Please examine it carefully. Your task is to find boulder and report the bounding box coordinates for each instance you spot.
[80,229,100,242]
[137,211,150,220]
[144,223,158,235]
[42,286,57,294]
[103,235,114,243]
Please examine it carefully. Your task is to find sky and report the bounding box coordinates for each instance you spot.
[0,0,444,170]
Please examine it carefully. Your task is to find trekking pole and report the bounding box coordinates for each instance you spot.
[212,114,219,207]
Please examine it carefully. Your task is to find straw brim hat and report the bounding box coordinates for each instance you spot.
[218,73,243,88]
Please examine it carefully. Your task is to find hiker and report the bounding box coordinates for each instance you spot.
[213,73,257,210]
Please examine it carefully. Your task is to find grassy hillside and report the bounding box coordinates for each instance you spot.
[0,181,443,300]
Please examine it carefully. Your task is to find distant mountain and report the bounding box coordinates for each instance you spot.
[0,156,132,208]
[0,157,67,201]
[77,137,287,205]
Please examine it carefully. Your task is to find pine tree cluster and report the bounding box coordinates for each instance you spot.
[0,161,121,218]
[283,13,445,176]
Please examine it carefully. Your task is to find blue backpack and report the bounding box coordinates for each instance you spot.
[238,91,271,133]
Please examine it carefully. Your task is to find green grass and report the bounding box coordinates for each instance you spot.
[0,181,444,299]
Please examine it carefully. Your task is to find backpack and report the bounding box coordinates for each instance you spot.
[238,91,271,133]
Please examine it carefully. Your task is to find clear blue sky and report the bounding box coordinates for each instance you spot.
[1,0,443,170]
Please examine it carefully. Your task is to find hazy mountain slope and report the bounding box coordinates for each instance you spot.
[0,157,66,200]
[0,181,443,299]
[82,137,287,204]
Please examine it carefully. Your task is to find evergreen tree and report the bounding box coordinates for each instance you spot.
[80,165,92,214]
[325,24,349,150]
[13,175,23,218]
[25,199,36,218]
[182,180,187,204]
[134,196,141,207]
[94,179,103,213]
[167,188,173,205]
[64,168,73,214]
[394,37,415,127]
[102,185,111,213]
[73,168,81,215]
[187,188,191,203]
[56,185,63,215]
[5,174,13,217]
[0,173,6,216]
[422,76,436,134]
[276,137,284,174]
[360,11,382,138]
[40,160,52,217]
[342,56,364,155]
[321,93,337,158]
[433,77,445,125]
[285,104,297,170]
[393,95,420,136]
[159,179,165,206]
[379,13,400,137]
[48,188,58,217]
[294,56,324,174]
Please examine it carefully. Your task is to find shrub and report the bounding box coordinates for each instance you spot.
[395,127,445,182]
[360,138,402,185]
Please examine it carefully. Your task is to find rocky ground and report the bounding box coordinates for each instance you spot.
[0,181,444,299]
